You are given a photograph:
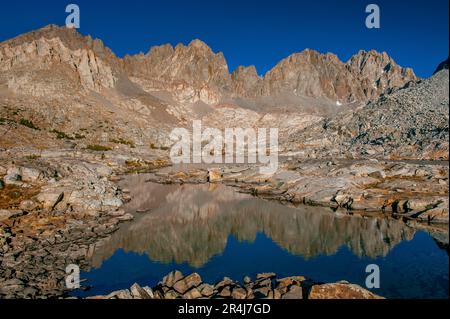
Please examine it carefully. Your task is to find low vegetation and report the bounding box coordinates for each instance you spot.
[86,144,112,152]
[150,143,169,151]
[50,129,86,140]
[19,119,39,130]
[110,138,135,148]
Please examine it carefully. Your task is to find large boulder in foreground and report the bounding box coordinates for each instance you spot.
[308,281,384,299]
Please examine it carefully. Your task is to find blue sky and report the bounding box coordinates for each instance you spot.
[0,0,448,77]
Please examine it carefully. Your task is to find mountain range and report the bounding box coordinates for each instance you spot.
[0,25,447,160]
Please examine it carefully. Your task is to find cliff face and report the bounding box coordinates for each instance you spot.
[346,50,417,100]
[123,39,233,104]
[0,25,120,96]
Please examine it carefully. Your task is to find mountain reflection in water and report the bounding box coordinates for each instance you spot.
[88,175,415,269]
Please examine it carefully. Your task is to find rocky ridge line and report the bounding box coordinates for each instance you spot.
[1,25,418,105]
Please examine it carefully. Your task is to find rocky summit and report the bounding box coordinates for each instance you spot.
[0,25,448,299]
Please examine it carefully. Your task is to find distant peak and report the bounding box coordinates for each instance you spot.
[41,24,64,30]
[188,39,213,51]
[1,24,84,47]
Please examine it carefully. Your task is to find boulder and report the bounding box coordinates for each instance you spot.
[231,287,247,299]
[3,173,22,185]
[130,283,152,299]
[162,270,184,288]
[173,273,202,294]
[183,287,202,299]
[308,282,384,299]
[207,169,222,182]
[281,285,303,299]
[198,283,214,297]
[20,167,42,182]
[19,200,38,211]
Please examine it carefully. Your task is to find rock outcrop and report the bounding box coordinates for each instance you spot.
[123,39,232,105]
[0,25,119,96]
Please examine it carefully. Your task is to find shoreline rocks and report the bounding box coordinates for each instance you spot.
[145,159,450,226]
[85,271,384,300]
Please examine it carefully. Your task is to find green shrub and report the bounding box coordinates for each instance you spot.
[74,133,86,139]
[19,119,39,130]
[150,143,169,150]
[111,138,135,148]
[26,154,41,160]
[50,129,73,140]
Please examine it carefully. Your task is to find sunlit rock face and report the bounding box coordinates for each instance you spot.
[0,25,119,96]
[122,39,232,105]
[88,177,415,269]
[345,50,417,101]
[1,24,416,104]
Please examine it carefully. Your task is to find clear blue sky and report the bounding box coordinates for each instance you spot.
[0,0,448,77]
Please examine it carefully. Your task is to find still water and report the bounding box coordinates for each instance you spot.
[73,174,449,299]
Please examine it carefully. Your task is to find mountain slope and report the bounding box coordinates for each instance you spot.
[287,69,449,160]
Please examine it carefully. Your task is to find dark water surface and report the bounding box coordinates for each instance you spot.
[72,175,449,299]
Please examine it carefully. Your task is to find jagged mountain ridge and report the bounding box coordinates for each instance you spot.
[1,24,417,106]
[1,24,446,161]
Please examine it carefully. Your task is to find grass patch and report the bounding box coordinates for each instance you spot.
[74,133,86,139]
[26,154,41,160]
[125,159,143,168]
[19,119,40,130]
[124,159,170,173]
[86,144,112,152]
[0,184,40,210]
[111,138,135,148]
[50,129,86,140]
[150,143,169,151]
[50,129,73,140]
[0,118,16,126]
